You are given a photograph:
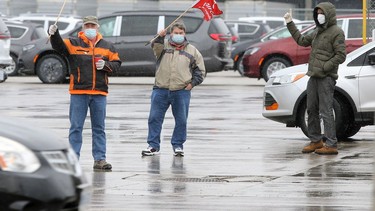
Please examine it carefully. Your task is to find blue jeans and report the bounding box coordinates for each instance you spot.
[69,94,107,160]
[147,88,191,151]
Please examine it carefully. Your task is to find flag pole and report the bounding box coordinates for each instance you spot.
[46,0,68,44]
[145,7,192,46]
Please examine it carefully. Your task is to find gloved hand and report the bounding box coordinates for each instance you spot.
[95,59,105,70]
[284,12,292,24]
[49,24,58,35]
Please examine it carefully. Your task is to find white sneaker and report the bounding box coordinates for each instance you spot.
[141,146,159,156]
[174,147,184,157]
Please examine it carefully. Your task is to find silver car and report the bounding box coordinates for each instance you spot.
[262,40,375,139]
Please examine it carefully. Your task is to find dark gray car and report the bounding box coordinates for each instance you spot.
[0,118,89,210]
[18,10,233,83]
[5,21,47,76]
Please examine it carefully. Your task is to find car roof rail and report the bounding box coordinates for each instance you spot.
[18,13,82,19]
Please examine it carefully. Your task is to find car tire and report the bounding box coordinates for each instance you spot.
[261,57,291,82]
[236,54,245,76]
[4,54,18,76]
[297,97,350,140]
[344,123,361,138]
[36,54,67,84]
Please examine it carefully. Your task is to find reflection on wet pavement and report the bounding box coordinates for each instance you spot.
[0,73,374,210]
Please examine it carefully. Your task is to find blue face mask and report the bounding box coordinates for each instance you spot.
[171,34,185,44]
[84,28,97,40]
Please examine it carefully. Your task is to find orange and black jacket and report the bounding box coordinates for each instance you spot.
[50,29,121,95]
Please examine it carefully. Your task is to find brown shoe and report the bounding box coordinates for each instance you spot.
[302,140,323,153]
[315,146,338,155]
[93,160,112,170]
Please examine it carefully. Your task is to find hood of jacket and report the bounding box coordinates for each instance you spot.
[313,2,337,29]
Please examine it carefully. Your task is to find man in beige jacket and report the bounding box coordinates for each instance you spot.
[142,22,206,157]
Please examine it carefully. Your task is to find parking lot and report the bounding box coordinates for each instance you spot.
[1,71,375,210]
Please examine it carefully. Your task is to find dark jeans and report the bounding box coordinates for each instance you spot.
[306,77,337,147]
[147,88,191,151]
[69,94,107,160]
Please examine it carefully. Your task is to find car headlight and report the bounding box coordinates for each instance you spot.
[270,73,305,85]
[22,44,35,52]
[244,47,260,56]
[0,136,41,173]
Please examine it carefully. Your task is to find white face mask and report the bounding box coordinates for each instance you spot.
[317,14,326,24]
[84,28,97,40]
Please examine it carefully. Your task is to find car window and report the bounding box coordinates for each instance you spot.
[165,16,202,34]
[121,15,158,36]
[32,26,48,40]
[347,19,372,39]
[7,26,26,39]
[265,21,284,29]
[99,16,117,37]
[53,21,69,31]
[265,27,293,40]
[238,24,258,34]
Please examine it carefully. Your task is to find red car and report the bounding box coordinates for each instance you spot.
[242,15,373,81]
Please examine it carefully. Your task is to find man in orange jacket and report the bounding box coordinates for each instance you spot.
[49,16,121,169]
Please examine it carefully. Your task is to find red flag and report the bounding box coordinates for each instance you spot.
[192,0,223,21]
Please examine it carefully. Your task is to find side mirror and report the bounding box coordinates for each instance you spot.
[368,52,375,65]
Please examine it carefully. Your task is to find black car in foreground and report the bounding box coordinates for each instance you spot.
[0,118,90,210]
[18,10,233,83]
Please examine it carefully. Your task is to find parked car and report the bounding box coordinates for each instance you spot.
[0,70,7,82]
[232,22,313,76]
[0,18,12,70]
[18,10,233,83]
[0,118,90,210]
[225,20,271,42]
[10,13,82,35]
[4,20,46,76]
[242,15,374,81]
[262,40,375,139]
[238,16,300,29]
[226,22,239,44]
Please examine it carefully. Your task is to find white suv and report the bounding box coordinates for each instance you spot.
[262,40,375,139]
[0,17,12,81]
[10,13,82,35]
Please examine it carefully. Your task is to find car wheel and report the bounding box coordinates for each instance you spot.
[344,123,361,138]
[261,57,291,82]
[36,54,67,84]
[236,54,245,76]
[297,97,350,140]
[4,54,18,76]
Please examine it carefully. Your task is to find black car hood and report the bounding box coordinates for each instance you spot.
[0,118,69,151]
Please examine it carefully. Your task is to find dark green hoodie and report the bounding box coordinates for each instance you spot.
[287,2,346,79]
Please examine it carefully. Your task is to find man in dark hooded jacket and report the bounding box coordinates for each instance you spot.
[284,2,346,155]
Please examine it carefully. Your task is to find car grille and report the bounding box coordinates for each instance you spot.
[264,93,276,107]
[42,150,81,176]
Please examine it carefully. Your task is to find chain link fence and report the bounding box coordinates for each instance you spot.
[366,0,375,43]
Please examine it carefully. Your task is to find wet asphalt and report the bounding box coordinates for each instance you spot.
[1,71,374,210]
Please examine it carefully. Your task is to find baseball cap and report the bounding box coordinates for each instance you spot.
[83,16,99,26]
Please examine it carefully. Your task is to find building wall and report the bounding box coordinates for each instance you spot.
[0,0,362,20]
